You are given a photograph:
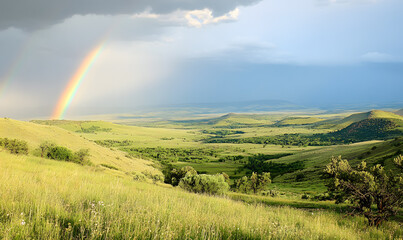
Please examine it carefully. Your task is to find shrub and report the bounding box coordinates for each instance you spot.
[132,172,147,181]
[73,149,90,165]
[179,174,230,195]
[37,142,91,165]
[47,146,73,161]
[100,163,119,170]
[142,170,164,183]
[295,173,305,181]
[312,193,332,201]
[261,189,279,197]
[0,138,29,155]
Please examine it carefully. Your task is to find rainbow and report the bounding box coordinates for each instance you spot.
[51,43,105,120]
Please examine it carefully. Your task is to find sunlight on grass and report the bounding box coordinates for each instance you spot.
[1,151,401,239]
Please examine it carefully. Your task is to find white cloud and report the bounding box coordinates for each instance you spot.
[185,8,240,28]
[131,8,240,28]
[0,0,259,31]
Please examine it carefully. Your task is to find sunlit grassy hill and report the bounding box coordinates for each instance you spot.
[321,110,403,142]
[315,110,403,130]
[270,138,403,192]
[275,117,325,126]
[31,119,201,148]
[0,118,157,175]
[170,113,279,128]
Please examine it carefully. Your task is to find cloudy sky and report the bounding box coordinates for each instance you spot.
[0,0,402,119]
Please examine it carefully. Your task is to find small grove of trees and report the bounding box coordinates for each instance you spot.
[163,166,230,195]
[164,166,198,186]
[179,174,230,195]
[235,172,271,194]
[324,155,403,227]
[0,138,29,155]
[38,142,91,165]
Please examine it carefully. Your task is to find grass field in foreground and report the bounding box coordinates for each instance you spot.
[1,151,402,239]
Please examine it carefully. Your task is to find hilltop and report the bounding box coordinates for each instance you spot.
[314,110,403,130]
[324,110,403,142]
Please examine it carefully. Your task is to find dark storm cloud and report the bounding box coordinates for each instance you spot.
[0,0,260,30]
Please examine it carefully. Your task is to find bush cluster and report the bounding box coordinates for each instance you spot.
[124,147,221,164]
[179,174,230,195]
[94,139,134,147]
[38,142,91,165]
[0,138,28,154]
[76,126,111,133]
[142,170,164,183]
[164,166,198,186]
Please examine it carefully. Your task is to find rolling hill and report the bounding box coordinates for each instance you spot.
[0,118,158,175]
[270,137,403,192]
[171,112,279,128]
[322,110,403,142]
[314,110,403,130]
[275,117,325,126]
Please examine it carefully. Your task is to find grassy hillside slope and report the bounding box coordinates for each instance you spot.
[0,118,157,175]
[275,117,325,126]
[315,110,403,130]
[1,151,401,239]
[32,120,200,148]
[270,138,403,192]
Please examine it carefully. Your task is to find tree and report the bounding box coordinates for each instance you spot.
[324,155,403,227]
[236,172,271,194]
[235,176,250,193]
[39,141,55,158]
[250,172,259,194]
[221,172,231,185]
[164,166,197,186]
[258,172,271,192]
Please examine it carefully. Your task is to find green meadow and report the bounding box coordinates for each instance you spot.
[1,150,402,239]
[1,109,403,239]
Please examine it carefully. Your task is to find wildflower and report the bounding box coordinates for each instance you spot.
[21,220,26,225]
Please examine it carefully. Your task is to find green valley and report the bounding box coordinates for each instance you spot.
[1,109,402,239]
